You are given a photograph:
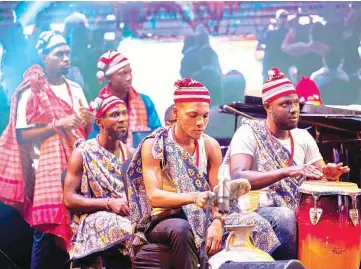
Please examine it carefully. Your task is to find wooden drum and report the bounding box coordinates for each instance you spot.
[297,180,361,269]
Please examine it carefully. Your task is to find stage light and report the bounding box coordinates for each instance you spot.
[299,16,310,25]
[24,24,34,35]
[50,23,64,32]
[106,14,116,21]
[104,32,116,41]
[119,22,125,29]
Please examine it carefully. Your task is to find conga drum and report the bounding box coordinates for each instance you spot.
[297,180,361,269]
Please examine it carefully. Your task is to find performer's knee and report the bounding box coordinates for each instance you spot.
[169,219,194,246]
[275,207,296,235]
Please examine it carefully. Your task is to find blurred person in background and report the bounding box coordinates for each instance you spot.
[164,103,176,126]
[206,70,246,140]
[0,8,29,100]
[310,48,349,88]
[262,9,292,81]
[63,12,92,99]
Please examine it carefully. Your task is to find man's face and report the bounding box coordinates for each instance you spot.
[174,102,210,139]
[43,45,71,76]
[109,64,133,94]
[265,94,300,130]
[97,103,129,141]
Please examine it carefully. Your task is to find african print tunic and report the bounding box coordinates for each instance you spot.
[68,139,132,260]
[127,127,280,254]
[242,118,306,210]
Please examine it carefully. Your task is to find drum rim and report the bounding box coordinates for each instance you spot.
[298,189,361,196]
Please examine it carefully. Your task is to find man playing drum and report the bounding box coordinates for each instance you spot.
[127,78,280,269]
[227,68,350,260]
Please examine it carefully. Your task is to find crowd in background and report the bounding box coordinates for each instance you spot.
[261,8,361,105]
[1,5,361,136]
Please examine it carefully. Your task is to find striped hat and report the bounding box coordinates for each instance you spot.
[174,78,211,104]
[90,93,126,118]
[36,31,68,55]
[96,50,130,83]
[262,68,297,103]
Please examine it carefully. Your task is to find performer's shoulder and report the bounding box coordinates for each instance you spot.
[291,128,316,143]
[203,134,221,149]
[142,137,156,149]
[234,123,254,136]
[65,78,84,92]
[291,128,313,137]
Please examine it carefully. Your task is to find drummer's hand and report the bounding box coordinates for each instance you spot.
[206,219,223,256]
[322,162,350,181]
[194,191,215,208]
[287,164,323,179]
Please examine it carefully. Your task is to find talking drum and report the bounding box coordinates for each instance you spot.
[297,180,361,269]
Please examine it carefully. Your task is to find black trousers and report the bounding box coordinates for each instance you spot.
[133,210,198,269]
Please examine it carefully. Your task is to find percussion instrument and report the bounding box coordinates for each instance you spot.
[297,180,361,269]
[208,225,274,269]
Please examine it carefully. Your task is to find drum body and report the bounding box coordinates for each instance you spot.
[297,181,361,269]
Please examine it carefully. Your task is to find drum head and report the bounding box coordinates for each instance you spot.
[299,180,361,196]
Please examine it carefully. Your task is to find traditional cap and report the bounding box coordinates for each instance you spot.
[90,93,126,118]
[96,50,130,83]
[174,78,211,104]
[296,76,323,105]
[262,67,297,103]
[36,31,68,55]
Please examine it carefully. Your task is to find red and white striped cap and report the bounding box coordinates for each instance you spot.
[262,68,297,104]
[96,50,130,83]
[90,94,126,118]
[174,78,211,104]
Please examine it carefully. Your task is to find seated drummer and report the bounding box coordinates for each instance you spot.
[64,95,134,268]
[127,79,279,269]
[228,68,350,260]
[127,78,224,269]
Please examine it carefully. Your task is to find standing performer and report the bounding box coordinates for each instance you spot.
[0,31,93,269]
[92,50,161,147]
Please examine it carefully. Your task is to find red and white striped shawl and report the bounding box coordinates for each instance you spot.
[0,65,86,249]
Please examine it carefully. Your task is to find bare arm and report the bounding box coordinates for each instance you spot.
[231,153,323,190]
[63,148,108,212]
[230,153,290,190]
[281,28,313,56]
[312,159,326,170]
[142,138,197,208]
[16,124,56,144]
[17,114,83,144]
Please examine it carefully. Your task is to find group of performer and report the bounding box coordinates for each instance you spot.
[0,30,351,269]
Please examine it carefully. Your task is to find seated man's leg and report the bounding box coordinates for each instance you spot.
[146,218,198,269]
[256,207,297,260]
[101,245,132,269]
[226,212,281,255]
